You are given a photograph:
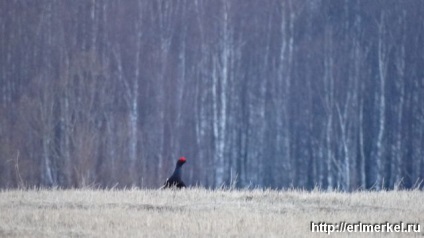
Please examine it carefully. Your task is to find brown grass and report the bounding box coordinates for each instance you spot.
[0,188,423,237]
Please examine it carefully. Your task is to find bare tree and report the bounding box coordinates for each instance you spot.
[371,11,391,190]
[391,9,406,187]
[276,0,295,187]
[211,0,233,186]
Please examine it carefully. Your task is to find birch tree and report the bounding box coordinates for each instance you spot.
[391,10,406,187]
[275,0,295,187]
[211,0,233,187]
[323,24,335,190]
[370,11,390,190]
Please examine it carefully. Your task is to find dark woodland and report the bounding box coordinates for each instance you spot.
[1,0,424,190]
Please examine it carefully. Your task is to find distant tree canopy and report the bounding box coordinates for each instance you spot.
[0,0,423,190]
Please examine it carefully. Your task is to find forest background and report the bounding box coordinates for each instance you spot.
[0,0,423,191]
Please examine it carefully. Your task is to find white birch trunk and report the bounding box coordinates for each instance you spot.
[393,10,406,186]
[213,1,231,187]
[324,26,334,190]
[42,134,54,186]
[155,1,173,181]
[275,1,295,187]
[374,12,389,190]
[128,75,139,183]
[336,103,350,191]
[128,9,142,184]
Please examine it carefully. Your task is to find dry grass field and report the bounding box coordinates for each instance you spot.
[0,188,423,237]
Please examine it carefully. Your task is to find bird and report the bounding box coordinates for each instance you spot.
[162,157,187,189]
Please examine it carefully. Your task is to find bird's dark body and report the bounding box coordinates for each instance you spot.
[162,157,187,189]
[163,176,186,188]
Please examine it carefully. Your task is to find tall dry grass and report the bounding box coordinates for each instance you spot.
[0,188,423,237]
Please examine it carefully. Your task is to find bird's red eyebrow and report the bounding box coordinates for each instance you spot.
[179,157,186,162]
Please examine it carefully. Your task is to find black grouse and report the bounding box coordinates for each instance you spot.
[163,157,187,189]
